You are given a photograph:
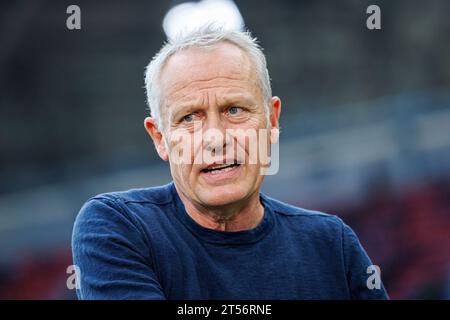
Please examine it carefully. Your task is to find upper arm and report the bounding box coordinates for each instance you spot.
[341,220,389,300]
[71,198,166,300]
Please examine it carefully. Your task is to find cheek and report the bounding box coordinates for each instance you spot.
[178,164,193,176]
[169,161,191,177]
[245,111,267,129]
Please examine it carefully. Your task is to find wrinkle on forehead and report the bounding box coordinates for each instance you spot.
[167,81,259,107]
[158,43,261,118]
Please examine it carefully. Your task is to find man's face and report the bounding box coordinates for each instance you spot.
[146,42,280,209]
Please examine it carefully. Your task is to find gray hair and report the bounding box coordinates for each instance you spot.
[144,24,272,130]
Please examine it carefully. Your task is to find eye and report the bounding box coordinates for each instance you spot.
[228,106,243,115]
[182,113,194,123]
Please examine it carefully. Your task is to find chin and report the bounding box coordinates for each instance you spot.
[197,184,249,207]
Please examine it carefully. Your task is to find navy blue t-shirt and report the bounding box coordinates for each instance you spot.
[72,182,388,299]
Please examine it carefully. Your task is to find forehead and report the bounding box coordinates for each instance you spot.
[159,42,258,102]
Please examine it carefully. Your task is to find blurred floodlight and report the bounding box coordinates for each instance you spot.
[163,0,244,40]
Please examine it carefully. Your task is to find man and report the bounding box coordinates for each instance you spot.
[72,25,388,299]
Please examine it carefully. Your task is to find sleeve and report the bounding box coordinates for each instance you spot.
[341,221,389,300]
[71,197,166,300]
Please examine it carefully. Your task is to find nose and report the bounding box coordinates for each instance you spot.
[202,111,228,155]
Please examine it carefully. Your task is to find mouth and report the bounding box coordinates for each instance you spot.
[200,160,241,175]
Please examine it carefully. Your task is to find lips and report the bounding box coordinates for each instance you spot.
[199,160,242,183]
[201,160,241,174]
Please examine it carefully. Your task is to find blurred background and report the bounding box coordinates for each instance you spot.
[0,0,449,299]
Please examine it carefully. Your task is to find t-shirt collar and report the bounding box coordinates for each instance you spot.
[169,182,275,245]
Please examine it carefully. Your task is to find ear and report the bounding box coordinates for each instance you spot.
[144,117,169,161]
[269,96,281,144]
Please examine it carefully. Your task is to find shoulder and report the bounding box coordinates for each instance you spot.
[261,193,347,240]
[81,182,174,211]
[263,193,344,226]
[262,194,370,260]
[73,182,176,232]
[90,182,174,206]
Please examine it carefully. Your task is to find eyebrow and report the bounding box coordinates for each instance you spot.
[169,93,257,121]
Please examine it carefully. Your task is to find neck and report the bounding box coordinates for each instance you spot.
[177,189,265,232]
